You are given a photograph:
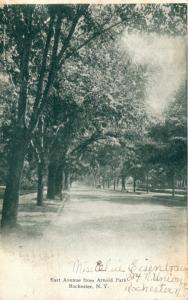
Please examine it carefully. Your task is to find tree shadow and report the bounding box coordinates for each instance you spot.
[78,192,187,207]
[0,198,63,239]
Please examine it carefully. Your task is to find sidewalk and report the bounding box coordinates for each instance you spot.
[0,192,66,238]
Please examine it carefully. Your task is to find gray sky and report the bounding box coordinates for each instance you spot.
[121,32,186,117]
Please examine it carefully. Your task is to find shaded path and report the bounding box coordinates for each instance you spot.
[0,184,187,300]
[44,184,187,260]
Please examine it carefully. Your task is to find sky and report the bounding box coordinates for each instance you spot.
[121,32,186,118]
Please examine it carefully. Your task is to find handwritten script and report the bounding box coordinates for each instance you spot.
[67,258,188,298]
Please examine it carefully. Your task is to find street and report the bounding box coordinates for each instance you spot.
[43,184,186,260]
[0,184,187,300]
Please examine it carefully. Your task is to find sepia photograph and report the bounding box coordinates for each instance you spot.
[0,2,187,300]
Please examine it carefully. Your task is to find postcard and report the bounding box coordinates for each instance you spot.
[0,1,187,300]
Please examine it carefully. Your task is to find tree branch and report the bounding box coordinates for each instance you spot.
[17,10,33,128]
[28,7,86,134]
[68,130,121,158]
[61,19,125,64]
[28,11,63,133]
[30,13,56,125]
[67,131,101,157]
[57,5,86,63]
[30,139,41,163]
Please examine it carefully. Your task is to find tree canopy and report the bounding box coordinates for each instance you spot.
[0,3,186,230]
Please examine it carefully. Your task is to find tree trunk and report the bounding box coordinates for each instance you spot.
[55,164,63,196]
[113,178,116,190]
[64,169,69,190]
[47,162,57,199]
[172,173,175,198]
[107,179,110,189]
[146,174,149,193]
[102,178,105,189]
[133,178,136,193]
[1,130,28,229]
[121,176,125,191]
[93,174,96,187]
[116,177,119,188]
[37,161,44,206]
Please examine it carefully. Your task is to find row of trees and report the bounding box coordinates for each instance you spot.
[0,4,187,230]
[80,82,187,195]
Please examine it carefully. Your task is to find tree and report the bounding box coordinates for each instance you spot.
[146,82,187,196]
[30,116,46,206]
[0,4,122,228]
[48,36,149,193]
